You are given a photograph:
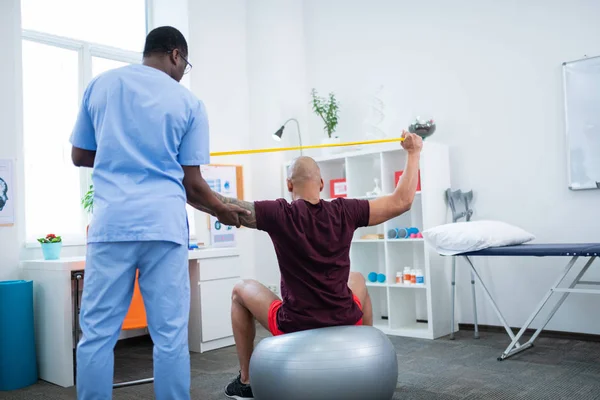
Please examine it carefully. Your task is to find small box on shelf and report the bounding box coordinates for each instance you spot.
[394,170,421,191]
[329,178,347,198]
[353,219,386,243]
[354,227,385,242]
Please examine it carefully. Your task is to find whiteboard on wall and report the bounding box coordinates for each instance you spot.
[563,55,600,190]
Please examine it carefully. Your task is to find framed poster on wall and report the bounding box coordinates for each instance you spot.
[200,164,239,247]
[0,159,15,226]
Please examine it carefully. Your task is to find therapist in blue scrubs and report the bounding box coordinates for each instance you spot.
[69,26,248,399]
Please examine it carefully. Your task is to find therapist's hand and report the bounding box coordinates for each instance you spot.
[216,204,250,228]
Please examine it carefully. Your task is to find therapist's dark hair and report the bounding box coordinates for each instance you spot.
[143,26,188,58]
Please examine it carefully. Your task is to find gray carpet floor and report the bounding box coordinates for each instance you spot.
[2,327,600,400]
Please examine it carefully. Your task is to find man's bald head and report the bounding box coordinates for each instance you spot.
[287,156,322,186]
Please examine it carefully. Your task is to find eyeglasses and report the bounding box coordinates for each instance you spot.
[180,53,192,74]
[167,49,192,74]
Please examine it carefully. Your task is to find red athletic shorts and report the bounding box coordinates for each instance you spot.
[267,294,363,336]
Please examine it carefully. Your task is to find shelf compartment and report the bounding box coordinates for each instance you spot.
[346,153,382,198]
[388,288,429,333]
[314,158,347,199]
[367,284,389,326]
[351,244,386,278]
[385,239,427,286]
[381,149,409,194]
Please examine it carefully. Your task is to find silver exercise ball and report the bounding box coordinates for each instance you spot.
[249,325,398,400]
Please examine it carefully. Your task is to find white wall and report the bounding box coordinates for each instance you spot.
[303,0,600,334]
[246,0,309,287]
[186,0,309,287]
[187,0,257,278]
[0,0,25,281]
[147,0,191,89]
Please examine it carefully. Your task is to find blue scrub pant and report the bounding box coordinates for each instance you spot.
[76,241,190,400]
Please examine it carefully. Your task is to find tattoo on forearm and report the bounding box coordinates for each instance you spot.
[190,191,257,229]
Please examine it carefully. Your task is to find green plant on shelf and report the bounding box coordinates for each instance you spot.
[311,88,340,138]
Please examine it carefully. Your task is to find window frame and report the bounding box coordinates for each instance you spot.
[22,29,143,247]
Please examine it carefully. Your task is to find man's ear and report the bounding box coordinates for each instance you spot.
[320,178,324,192]
[169,49,179,66]
[287,179,293,193]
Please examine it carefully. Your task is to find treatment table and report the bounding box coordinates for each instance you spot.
[456,243,600,360]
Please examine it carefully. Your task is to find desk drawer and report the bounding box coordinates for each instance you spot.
[199,256,240,281]
[200,278,237,342]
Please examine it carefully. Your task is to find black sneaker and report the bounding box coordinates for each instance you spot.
[224,372,254,399]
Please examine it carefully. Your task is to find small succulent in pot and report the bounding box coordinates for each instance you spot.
[408,116,436,139]
[38,233,63,260]
[37,233,62,244]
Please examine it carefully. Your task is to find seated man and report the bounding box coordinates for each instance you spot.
[189,132,422,399]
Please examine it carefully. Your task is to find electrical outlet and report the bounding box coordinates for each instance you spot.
[267,284,279,295]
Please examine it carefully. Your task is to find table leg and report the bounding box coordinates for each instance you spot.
[72,272,83,385]
[470,269,480,339]
[499,256,595,360]
[450,257,456,340]
[463,256,522,347]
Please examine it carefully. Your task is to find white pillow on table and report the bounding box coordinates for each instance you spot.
[422,220,535,256]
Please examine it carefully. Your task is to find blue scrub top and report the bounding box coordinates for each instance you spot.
[70,64,209,246]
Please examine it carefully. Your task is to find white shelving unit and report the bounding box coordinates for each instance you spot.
[282,141,455,339]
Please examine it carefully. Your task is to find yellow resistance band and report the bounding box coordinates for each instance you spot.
[210,137,405,157]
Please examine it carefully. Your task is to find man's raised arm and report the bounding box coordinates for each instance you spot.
[367,132,423,226]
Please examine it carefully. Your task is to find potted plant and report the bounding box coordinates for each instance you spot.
[82,184,94,236]
[311,88,340,154]
[37,233,62,260]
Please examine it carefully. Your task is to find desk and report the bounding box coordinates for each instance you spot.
[20,247,240,388]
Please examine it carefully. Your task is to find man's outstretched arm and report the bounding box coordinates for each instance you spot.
[367,132,423,226]
[188,191,257,229]
[182,165,257,229]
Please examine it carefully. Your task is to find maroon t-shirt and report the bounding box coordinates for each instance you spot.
[254,197,370,334]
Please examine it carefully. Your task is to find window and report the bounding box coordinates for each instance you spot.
[22,41,83,240]
[21,1,197,244]
[21,1,146,243]
[92,57,129,78]
[21,0,146,52]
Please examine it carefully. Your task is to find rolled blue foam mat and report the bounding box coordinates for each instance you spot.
[0,280,38,391]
